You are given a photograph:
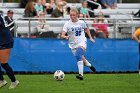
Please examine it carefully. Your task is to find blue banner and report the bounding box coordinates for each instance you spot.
[9,38,139,72]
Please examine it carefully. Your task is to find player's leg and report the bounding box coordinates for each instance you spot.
[0,49,8,88]
[75,47,85,80]
[0,49,19,89]
[0,66,4,81]
[82,56,96,72]
[0,65,7,88]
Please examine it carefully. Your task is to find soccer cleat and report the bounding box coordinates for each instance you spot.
[76,74,83,80]
[0,80,7,88]
[9,80,19,89]
[90,66,96,73]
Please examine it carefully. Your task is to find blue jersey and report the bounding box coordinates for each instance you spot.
[0,14,13,45]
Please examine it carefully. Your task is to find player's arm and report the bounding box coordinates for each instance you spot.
[85,28,95,43]
[132,28,140,43]
[133,33,140,43]
[61,22,69,39]
[61,31,69,39]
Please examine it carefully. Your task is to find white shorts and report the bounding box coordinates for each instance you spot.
[71,41,87,56]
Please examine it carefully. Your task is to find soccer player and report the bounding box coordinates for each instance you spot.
[0,11,19,89]
[133,28,140,43]
[61,8,96,80]
[132,28,140,74]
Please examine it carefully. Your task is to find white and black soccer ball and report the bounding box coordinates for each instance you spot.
[54,70,65,81]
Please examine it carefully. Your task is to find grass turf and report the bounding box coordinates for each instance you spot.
[1,74,140,93]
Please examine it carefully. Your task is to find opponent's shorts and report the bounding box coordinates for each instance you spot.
[0,42,13,50]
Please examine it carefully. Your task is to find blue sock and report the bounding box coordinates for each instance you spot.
[75,47,84,61]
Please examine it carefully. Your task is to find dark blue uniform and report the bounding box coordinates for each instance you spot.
[0,14,13,50]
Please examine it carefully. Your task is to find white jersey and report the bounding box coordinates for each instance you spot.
[63,19,87,49]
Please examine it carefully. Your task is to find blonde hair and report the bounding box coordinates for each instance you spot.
[70,8,79,15]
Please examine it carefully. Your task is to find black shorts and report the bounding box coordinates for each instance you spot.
[0,42,13,50]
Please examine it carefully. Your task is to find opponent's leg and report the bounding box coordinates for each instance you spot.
[0,65,7,88]
[1,63,19,89]
[0,49,9,88]
[0,65,4,81]
[1,63,16,82]
[0,49,19,89]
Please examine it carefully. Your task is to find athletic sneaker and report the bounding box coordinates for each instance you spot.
[90,66,96,73]
[9,80,19,89]
[0,80,7,88]
[76,74,83,80]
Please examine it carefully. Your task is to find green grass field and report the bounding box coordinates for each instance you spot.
[1,74,140,93]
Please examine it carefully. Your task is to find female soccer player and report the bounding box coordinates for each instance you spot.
[0,11,19,89]
[61,8,96,80]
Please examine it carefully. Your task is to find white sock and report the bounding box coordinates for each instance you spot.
[77,61,83,76]
[85,60,91,67]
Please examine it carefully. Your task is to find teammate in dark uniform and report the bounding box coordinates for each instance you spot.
[0,11,19,89]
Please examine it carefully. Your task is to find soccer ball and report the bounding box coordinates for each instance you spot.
[54,70,65,81]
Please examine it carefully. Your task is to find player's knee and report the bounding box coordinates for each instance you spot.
[75,47,84,61]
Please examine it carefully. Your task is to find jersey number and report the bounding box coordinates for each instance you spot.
[75,31,81,36]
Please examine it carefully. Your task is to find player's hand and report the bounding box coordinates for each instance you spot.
[90,38,95,43]
[64,36,69,39]
[61,34,69,39]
